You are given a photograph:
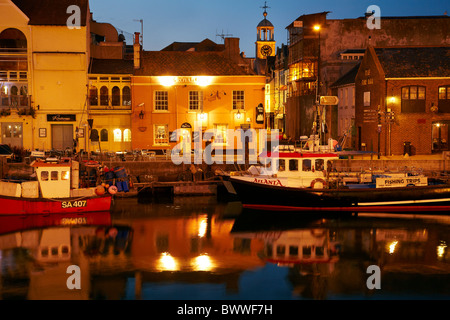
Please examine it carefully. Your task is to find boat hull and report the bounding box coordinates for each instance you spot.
[229,177,450,213]
[0,195,112,215]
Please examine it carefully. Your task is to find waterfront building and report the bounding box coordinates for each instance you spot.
[285,12,450,142]
[131,37,266,154]
[87,19,134,153]
[0,0,91,152]
[355,46,450,156]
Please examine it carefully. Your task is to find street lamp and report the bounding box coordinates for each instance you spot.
[313,24,321,104]
[313,24,324,145]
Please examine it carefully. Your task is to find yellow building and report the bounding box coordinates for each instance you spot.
[87,20,135,153]
[131,38,267,155]
[0,0,91,152]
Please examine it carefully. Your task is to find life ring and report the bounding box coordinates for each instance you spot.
[108,185,118,195]
[310,178,327,189]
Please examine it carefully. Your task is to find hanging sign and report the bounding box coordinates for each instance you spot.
[256,103,265,124]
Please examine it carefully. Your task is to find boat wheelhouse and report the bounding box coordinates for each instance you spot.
[0,158,112,215]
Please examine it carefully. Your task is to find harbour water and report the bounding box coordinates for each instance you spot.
[0,196,449,300]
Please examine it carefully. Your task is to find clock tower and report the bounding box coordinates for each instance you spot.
[255,2,275,60]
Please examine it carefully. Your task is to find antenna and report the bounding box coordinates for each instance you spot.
[215,29,233,43]
[133,19,143,46]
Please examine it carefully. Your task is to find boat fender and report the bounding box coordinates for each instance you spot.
[108,185,118,195]
[95,185,106,196]
[310,178,327,189]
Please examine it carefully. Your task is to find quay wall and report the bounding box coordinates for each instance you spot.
[333,159,450,175]
[5,159,450,181]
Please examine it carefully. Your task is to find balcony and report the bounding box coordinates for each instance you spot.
[88,95,132,111]
[0,94,31,108]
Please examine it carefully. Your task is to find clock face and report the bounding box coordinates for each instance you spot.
[260,45,272,57]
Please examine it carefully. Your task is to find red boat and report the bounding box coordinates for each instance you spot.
[0,158,112,215]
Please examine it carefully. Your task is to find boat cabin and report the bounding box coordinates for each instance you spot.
[31,159,79,198]
[257,150,339,188]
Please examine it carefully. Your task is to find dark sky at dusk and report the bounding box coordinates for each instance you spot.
[89,0,449,56]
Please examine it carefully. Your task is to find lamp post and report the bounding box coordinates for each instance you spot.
[313,24,325,145]
[314,24,321,104]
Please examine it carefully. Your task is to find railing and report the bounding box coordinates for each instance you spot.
[0,94,31,108]
[88,95,132,110]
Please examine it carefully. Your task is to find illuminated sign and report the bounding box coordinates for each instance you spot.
[47,114,76,122]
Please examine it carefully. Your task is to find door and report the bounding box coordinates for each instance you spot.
[52,124,73,150]
[1,122,23,148]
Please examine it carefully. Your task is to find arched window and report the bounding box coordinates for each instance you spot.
[111,86,120,106]
[100,129,108,141]
[19,85,28,106]
[123,129,131,142]
[100,86,109,106]
[113,129,122,142]
[0,28,27,52]
[122,86,131,106]
[89,86,98,106]
[10,85,18,106]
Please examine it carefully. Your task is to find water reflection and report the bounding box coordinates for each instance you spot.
[0,198,449,300]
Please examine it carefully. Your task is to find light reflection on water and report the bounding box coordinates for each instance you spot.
[0,196,449,300]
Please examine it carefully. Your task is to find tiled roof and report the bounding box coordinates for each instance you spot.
[89,59,134,75]
[374,46,450,78]
[12,0,88,26]
[135,51,256,76]
[161,39,224,52]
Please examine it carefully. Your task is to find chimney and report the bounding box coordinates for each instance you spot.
[134,32,141,69]
[224,37,240,63]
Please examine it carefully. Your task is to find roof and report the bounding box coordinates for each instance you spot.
[89,59,134,75]
[374,46,450,78]
[135,51,257,76]
[258,18,274,28]
[331,63,360,87]
[11,0,88,26]
[161,39,224,52]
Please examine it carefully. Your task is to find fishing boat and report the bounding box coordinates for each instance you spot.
[0,158,113,215]
[227,136,450,213]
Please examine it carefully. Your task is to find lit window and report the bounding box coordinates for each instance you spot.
[401,86,426,113]
[439,86,450,100]
[189,91,203,111]
[232,90,244,109]
[114,129,122,142]
[154,91,168,111]
[154,124,169,145]
[61,171,70,180]
[213,124,227,144]
[124,129,131,142]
